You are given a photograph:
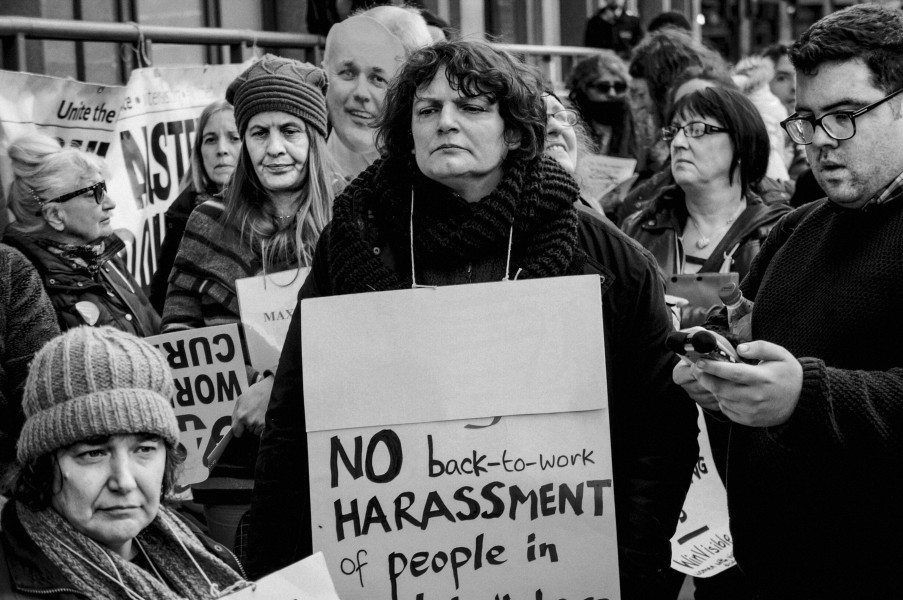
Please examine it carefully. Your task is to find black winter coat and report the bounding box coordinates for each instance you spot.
[249,195,699,599]
[3,234,159,337]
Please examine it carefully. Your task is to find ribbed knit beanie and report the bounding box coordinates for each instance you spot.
[17,326,179,465]
[226,54,329,138]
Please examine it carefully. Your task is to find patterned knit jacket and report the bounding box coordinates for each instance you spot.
[0,244,60,475]
[712,196,903,599]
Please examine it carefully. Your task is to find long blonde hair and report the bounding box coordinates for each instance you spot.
[6,132,106,235]
[221,124,341,272]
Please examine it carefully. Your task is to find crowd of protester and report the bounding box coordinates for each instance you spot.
[0,3,901,599]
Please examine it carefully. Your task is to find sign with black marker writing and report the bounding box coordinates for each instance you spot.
[670,407,736,577]
[302,275,620,600]
[146,324,248,489]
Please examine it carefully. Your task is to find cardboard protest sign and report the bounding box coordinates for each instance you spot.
[302,276,621,600]
[236,267,309,373]
[145,324,248,489]
[105,63,247,287]
[222,552,340,599]
[670,407,736,578]
[0,70,127,231]
[575,154,637,213]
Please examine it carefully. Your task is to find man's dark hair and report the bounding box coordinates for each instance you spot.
[790,4,903,93]
[759,42,789,67]
[647,11,691,34]
[668,86,770,193]
[376,40,546,163]
[629,27,728,123]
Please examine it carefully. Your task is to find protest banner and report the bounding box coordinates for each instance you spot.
[302,276,620,600]
[145,324,248,490]
[670,407,735,578]
[222,552,341,600]
[236,267,309,373]
[105,62,247,287]
[0,70,127,230]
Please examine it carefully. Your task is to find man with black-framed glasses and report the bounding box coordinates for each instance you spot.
[673,5,903,598]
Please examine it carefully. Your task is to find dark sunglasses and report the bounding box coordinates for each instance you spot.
[34,181,106,216]
[587,81,628,95]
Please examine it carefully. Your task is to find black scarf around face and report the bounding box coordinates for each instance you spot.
[328,154,581,295]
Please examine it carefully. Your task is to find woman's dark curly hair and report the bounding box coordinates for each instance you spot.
[376,40,546,164]
[8,435,186,511]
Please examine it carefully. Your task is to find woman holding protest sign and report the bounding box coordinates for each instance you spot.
[3,133,159,337]
[249,40,698,599]
[161,55,341,558]
[149,100,241,314]
[0,326,246,599]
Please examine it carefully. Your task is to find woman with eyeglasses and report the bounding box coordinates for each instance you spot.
[3,133,160,336]
[621,86,790,327]
[566,51,637,160]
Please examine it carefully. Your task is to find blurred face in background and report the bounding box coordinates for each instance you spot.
[200,109,241,188]
[770,54,796,113]
[544,95,578,174]
[324,17,405,154]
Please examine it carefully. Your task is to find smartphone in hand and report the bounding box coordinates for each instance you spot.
[667,329,740,365]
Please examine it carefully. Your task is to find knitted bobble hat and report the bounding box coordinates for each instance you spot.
[226,54,329,138]
[17,326,179,465]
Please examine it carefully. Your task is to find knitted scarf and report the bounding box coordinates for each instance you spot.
[329,154,581,294]
[17,502,243,600]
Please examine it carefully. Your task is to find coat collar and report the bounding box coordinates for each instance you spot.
[1,503,84,597]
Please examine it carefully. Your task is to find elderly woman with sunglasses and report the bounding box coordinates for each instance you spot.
[3,133,159,336]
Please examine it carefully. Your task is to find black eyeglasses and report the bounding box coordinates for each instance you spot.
[34,181,106,215]
[587,81,628,96]
[780,88,903,145]
[661,122,730,142]
[547,109,579,127]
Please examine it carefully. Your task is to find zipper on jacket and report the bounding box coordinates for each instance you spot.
[18,586,85,597]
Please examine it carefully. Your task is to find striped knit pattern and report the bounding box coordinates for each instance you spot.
[0,244,60,469]
[329,154,580,294]
[226,54,328,137]
[18,326,178,464]
[162,200,259,331]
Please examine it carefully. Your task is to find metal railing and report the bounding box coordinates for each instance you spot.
[0,16,600,86]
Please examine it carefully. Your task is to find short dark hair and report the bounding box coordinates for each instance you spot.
[10,435,185,511]
[376,40,546,164]
[789,4,903,93]
[668,86,769,193]
[759,42,789,67]
[647,11,691,34]
[629,28,728,123]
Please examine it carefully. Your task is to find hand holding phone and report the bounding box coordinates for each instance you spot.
[667,329,740,365]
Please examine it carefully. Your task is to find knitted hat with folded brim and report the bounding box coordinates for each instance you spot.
[17,326,179,465]
[226,54,329,138]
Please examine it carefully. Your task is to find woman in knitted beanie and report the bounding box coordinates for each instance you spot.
[2,133,160,337]
[248,40,699,600]
[0,326,247,600]
[161,54,342,557]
